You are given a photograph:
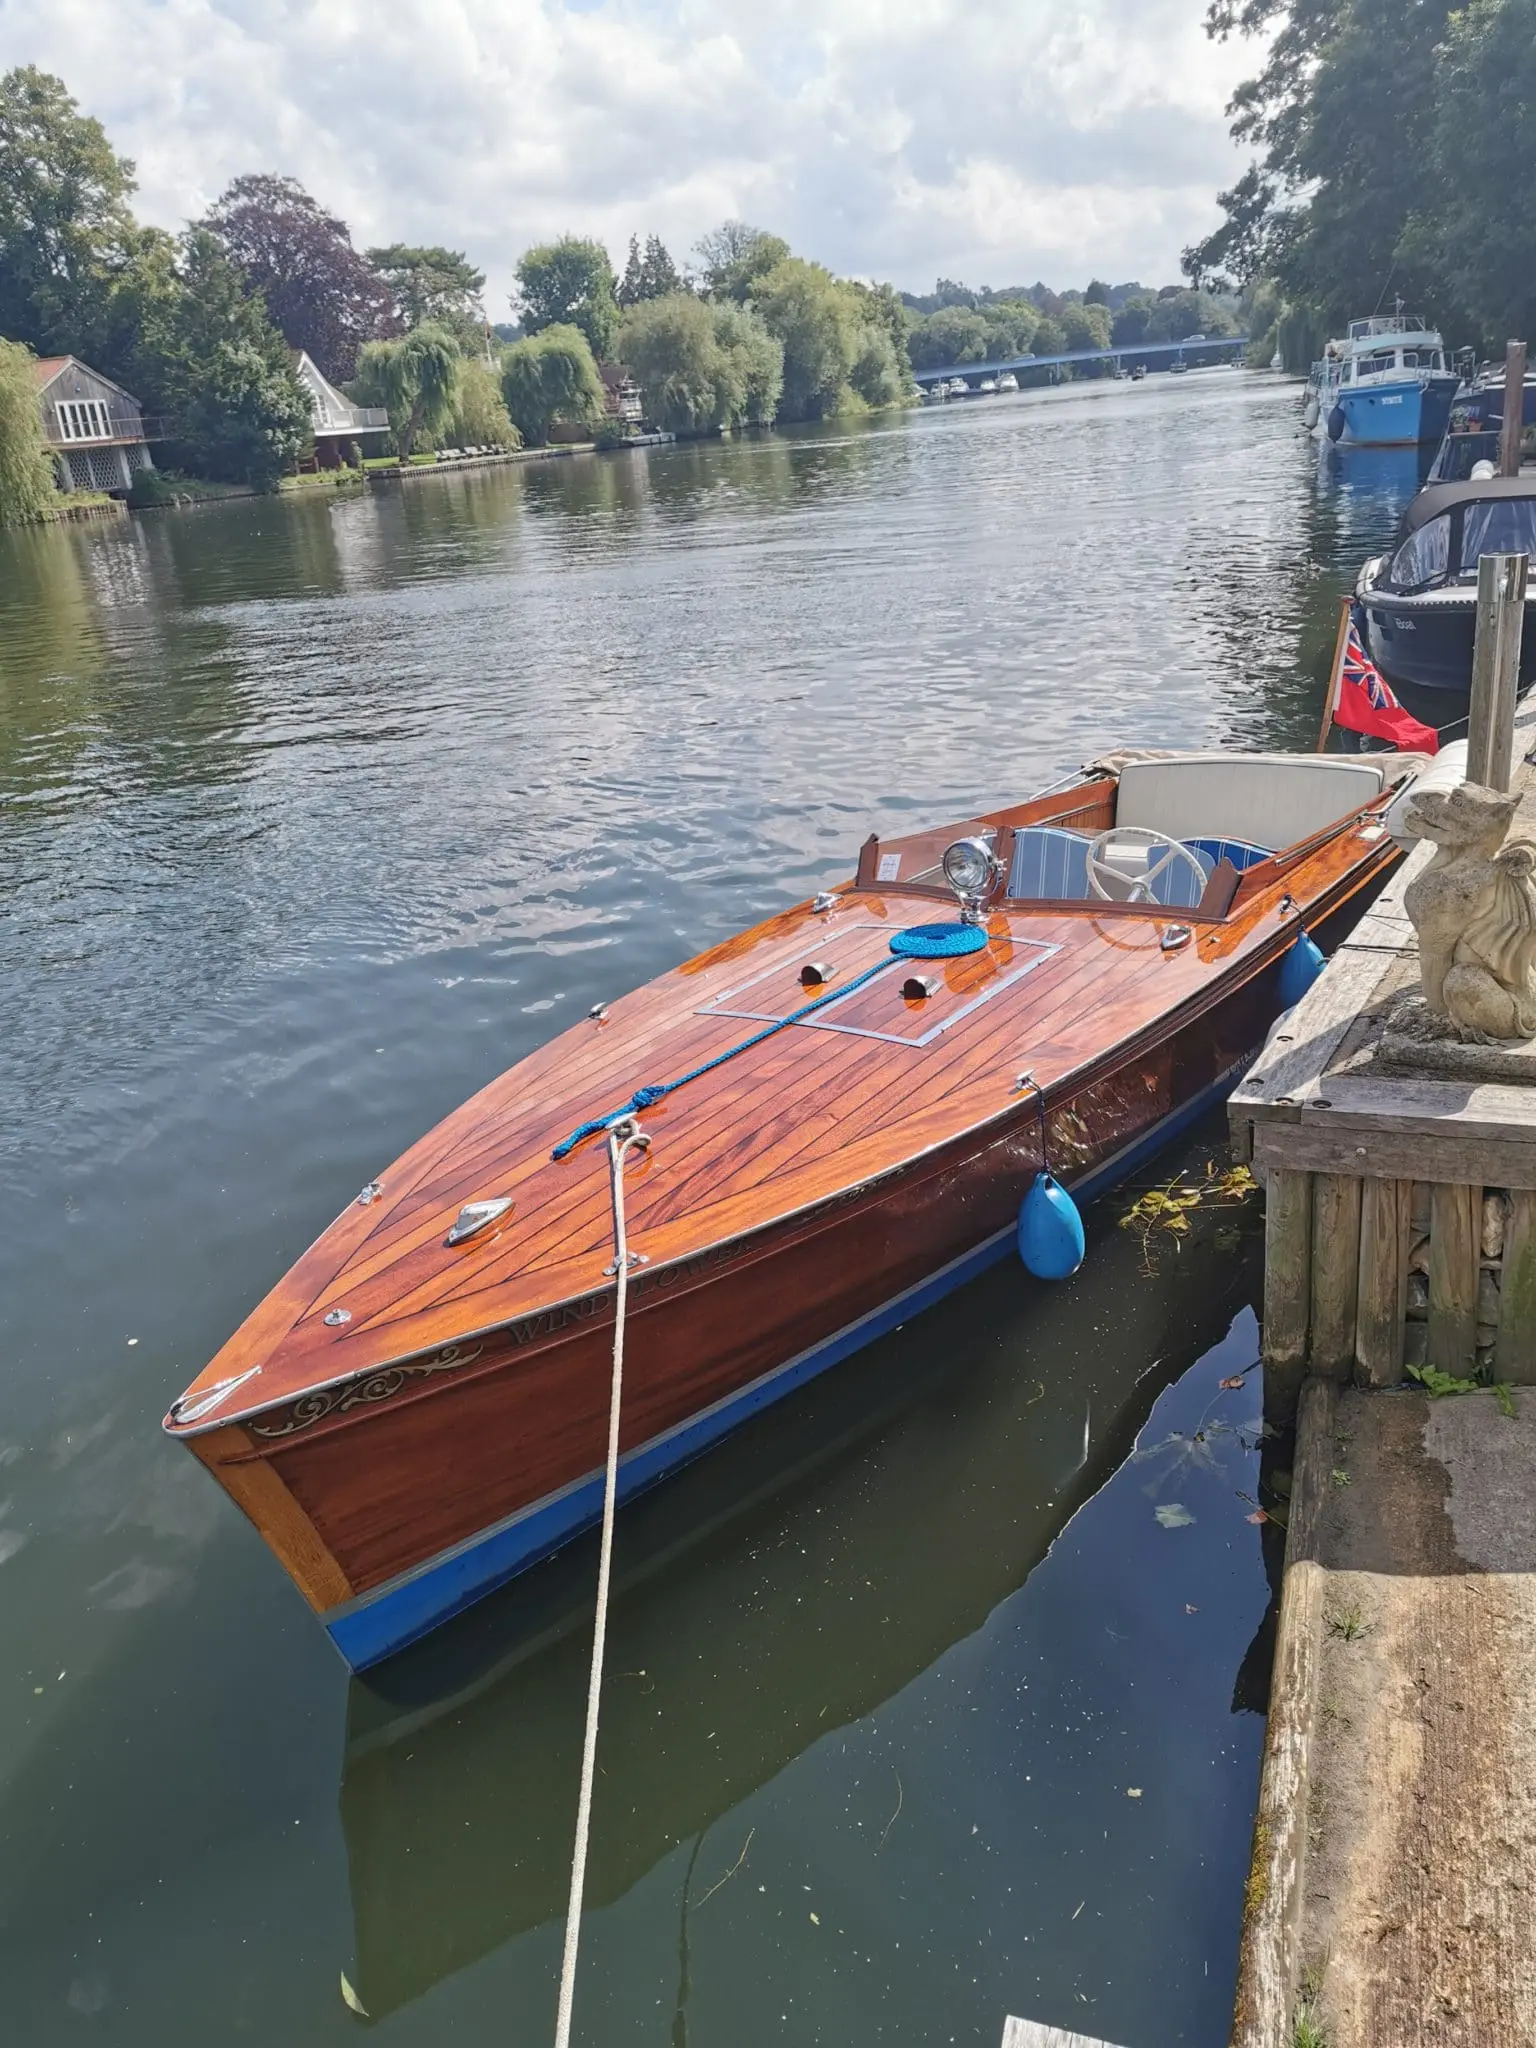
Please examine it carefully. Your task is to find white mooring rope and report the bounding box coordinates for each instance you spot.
[553,1116,649,2048]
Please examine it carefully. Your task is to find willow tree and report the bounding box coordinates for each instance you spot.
[354,322,461,459]
[500,323,605,446]
[448,355,520,450]
[0,338,58,526]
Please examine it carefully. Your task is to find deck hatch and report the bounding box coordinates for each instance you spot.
[697,923,1060,1048]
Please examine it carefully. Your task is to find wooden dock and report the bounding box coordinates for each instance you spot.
[1225,695,1536,2045]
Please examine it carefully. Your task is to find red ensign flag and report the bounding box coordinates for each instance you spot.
[1331,615,1439,753]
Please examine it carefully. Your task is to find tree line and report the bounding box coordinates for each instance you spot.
[1184,0,1536,363]
[0,60,1248,529]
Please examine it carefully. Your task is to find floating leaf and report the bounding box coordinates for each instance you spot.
[1119,1163,1259,1272]
[1155,1502,1195,1528]
[340,1972,369,2017]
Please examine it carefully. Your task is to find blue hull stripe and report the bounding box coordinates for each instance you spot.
[324,1060,1247,1669]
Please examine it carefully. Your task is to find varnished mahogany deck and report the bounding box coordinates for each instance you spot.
[167,773,1401,1653]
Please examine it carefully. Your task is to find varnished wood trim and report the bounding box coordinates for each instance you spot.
[191,1424,354,1610]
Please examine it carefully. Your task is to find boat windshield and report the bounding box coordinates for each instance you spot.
[1349,349,1402,381]
[1387,515,1452,592]
[1459,499,1536,576]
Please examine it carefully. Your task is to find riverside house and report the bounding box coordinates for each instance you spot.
[36,356,158,493]
[293,351,391,466]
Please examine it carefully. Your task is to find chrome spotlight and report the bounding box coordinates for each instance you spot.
[940,836,999,925]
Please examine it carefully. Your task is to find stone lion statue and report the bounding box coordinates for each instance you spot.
[1402,781,1536,1043]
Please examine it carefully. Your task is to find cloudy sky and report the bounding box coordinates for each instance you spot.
[2,0,1256,307]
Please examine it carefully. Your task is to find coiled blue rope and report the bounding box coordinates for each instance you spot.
[551,920,986,1160]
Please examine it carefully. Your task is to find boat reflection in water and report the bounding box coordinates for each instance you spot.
[338,1196,1267,2022]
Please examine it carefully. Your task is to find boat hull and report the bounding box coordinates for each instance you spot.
[187,876,1383,1670]
[1327,374,1460,448]
[1361,585,1536,694]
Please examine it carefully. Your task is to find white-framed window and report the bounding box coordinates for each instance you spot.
[55,398,115,441]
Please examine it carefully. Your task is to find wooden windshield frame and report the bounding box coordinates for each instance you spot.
[851,776,1395,927]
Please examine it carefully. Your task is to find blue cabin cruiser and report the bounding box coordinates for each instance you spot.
[1303,315,1460,448]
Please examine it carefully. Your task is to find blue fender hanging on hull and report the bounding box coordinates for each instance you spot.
[1278,928,1326,1007]
[1018,1171,1086,1280]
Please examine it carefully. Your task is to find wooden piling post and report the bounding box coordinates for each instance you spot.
[1263,1170,1313,1421]
[1497,1189,1536,1384]
[1309,1173,1362,1379]
[1499,339,1528,478]
[1427,1183,1481,1375]
[1356,1177,1410,1387]
[1466,552,1529,793]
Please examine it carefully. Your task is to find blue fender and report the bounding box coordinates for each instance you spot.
[1018,1171,1086,1280]
[1278,929,1326,1008]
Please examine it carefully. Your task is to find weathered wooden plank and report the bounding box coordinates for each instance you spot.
[1230,1376,1336,2048]
[1263,1170,1313,1421]
[1231,948,1400,1142]
[1309,1173,1362,1380]
[1497,1188,1536,1384]
[1501,340,1529,478]
[1467,551,1528,793]
[1356,1177,1409,1387]
[1001,2023,1128,2048]
[1253,1123,1536,1192]
[1428,1183,1481,1376]
[1231,845,1435,1156]
[1309,1073,1536,1136]
[999,2015,1130,2048]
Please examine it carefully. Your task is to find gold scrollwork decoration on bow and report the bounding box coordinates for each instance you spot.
[249,1343,485,1439]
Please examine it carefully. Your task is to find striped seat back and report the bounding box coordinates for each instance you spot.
[1008,827,1093,900]
[1185,835,1272,874]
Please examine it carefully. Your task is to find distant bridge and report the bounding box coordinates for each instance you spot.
[912,335,1249,388]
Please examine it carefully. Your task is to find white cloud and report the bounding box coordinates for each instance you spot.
[0,0,1256,306]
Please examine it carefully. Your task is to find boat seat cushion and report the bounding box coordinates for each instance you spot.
[1009,826,1092,899]
[1148,845,1214,908]
[1185,835,1273,872]
[1116,755,1384,852]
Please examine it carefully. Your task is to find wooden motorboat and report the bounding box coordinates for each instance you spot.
[166,749,1419,1669]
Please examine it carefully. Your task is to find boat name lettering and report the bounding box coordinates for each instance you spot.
[250,1343,485,1438]
[637,1242,744,1293]
[507,1297,605,1346]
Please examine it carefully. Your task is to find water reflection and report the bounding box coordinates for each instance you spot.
[339,1193,1267,2032]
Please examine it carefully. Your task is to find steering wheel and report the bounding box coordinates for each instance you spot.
[1086,825,1209,907]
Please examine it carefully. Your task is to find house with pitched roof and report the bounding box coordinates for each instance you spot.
[292,351,391,466]
[35,357,158,493]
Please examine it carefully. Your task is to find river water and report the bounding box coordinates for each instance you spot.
[0,376,1423,2045]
